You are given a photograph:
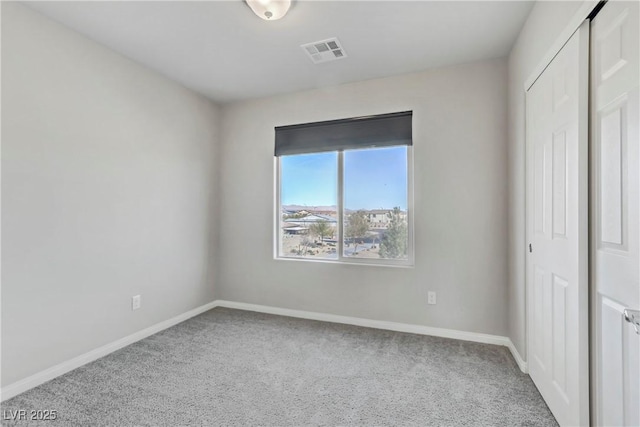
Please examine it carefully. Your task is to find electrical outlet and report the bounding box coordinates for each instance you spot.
[132,295,141,311]
[427,291,437,305]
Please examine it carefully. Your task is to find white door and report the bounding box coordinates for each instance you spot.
[591,0,640,425]
[525,21,590,427]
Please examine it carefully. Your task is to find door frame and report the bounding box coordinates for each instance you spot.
[523,1,613,425]
[521,2,602,361]
[523,4,602,381]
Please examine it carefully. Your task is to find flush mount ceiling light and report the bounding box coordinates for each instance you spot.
[245,0,291,21]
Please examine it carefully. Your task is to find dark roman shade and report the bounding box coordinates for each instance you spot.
[274,111,412,156]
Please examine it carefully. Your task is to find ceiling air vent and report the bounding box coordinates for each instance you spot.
[301,38,347,64]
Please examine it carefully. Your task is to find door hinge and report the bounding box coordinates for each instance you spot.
[529,243,532,253]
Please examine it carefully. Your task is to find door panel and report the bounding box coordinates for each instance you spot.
[591,1,640,425]
[533,266,546,369]
[526,20,590,427]
[599,100,626,249]
[552,130,568,238]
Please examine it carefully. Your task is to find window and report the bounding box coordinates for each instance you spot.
[275,112,413,266]
[279,152,338,260]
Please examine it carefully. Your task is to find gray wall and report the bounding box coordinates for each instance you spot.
[1,3,220,386]
[218,58,509,336]
[3,0,549,389]
[507,1,584,358]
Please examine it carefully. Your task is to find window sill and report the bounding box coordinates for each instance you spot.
[274,255,414,269]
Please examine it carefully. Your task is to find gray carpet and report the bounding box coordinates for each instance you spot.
[1,307,557,426]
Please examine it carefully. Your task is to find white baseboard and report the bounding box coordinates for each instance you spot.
[1,301,218,402]
[214,300,528,373]
[506,339,528,374]
[2,298,529,401]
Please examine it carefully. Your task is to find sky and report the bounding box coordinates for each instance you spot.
[280,146,408,210]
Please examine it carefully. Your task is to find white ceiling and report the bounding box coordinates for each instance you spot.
[25,1,534,103]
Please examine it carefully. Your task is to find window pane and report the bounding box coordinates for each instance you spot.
[280,152,338,259]
[343,146,408,260]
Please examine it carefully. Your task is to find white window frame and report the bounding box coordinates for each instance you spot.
[274,146,414,267]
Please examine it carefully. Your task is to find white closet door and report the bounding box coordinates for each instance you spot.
[525,21,590,427]
[591,0,640,425]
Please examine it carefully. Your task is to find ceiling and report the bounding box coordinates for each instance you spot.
[25,1,534,104]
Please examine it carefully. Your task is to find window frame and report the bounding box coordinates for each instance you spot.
[274,146,414,267]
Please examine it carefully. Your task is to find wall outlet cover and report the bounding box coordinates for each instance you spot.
[427,291,437,305]
[132,295,141,311]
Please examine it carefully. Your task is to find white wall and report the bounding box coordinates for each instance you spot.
[218,58,509,336]
[1,3,219,386]
[507,1,586,358]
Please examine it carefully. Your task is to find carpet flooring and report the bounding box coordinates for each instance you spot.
[1,307,557,426]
